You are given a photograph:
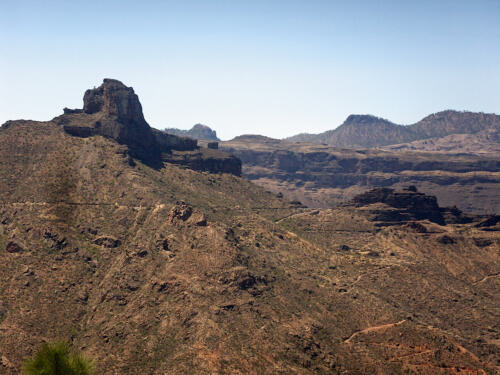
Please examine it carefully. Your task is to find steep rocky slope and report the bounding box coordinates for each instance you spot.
[220,137,500,213]
[286,110,500,149]
[1,82,499,374]
[164,124,220,141]
[40,79,240,174]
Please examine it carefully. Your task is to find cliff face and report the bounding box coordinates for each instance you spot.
[39,79,241,175]
[220,138,500,213]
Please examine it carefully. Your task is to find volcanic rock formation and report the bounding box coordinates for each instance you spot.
[350,187,478,226]
[54,79,241,174]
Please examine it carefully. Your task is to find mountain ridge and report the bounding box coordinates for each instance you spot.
[10,78,242,175]
[285,110,500,148]
[0,80,499,374]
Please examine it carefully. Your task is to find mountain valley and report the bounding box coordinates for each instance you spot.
[0,80,499,374]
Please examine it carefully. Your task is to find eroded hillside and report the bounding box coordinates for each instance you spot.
[1,82,499,375]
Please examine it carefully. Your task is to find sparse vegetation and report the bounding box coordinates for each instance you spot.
[23,341,93,375]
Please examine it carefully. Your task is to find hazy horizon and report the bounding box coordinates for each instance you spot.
[1,0,499,140]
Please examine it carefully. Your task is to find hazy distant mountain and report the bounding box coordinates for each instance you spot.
[285,110,500,148]
[381,128,500,155]
[164,123,220,141]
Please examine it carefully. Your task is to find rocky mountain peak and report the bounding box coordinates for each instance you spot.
[52,79,241,174]
[164,123,220,141]
[83,78,146,125]
[344,114,393,126]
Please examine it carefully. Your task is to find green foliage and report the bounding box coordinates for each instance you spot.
[23,341,93,375]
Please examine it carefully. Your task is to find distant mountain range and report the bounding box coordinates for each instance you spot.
[285,110,500,149]
[164,123,220,141]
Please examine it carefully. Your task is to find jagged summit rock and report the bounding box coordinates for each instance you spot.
[164,123,220,141]
[60,79,155,152]
[3,79,242,175]
[83,78,147,124]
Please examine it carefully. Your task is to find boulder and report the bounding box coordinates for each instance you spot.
[93,236,121,248]
[5,241,23,253]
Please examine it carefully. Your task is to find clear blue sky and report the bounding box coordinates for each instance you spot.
[1,0,499,140]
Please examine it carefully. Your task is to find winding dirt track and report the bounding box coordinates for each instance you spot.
[473,272,500,285]
[344,320,407,344]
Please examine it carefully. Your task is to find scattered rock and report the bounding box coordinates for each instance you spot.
[77,290,89,303]
[191,211,207,226]
[1,355,14,369]
[169,202,193,222]
[5,241,22,253]
[93,236,121,248]
[135,249,148,258]
[404,221,428,233]
[437,235,456,244]
[352,188,445,225]
[161,238,169,250]
[22,266,34,276]
[473,238,493,247]
[43,230,68,250]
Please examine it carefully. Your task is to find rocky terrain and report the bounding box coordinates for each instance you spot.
[40,79,240,174]
[164,124,220,141]
[286,110,500,151]
[0,81,499,374]
[381,128,500,155]
[220,136,500,214]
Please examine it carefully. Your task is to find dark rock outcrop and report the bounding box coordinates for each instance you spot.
[220,137,500,213]
[352,187,444,224]
[93,236,121,248]
[5,241,23,253]
[351,187,448,225]
[350,187,488,226]
[53,79,240,175]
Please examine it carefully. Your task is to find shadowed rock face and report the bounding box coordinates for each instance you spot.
[350,187,481,225]
[84,79,146,122]
[352,187,445,224]
[80,78,155,150]
[53,79,241,174]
